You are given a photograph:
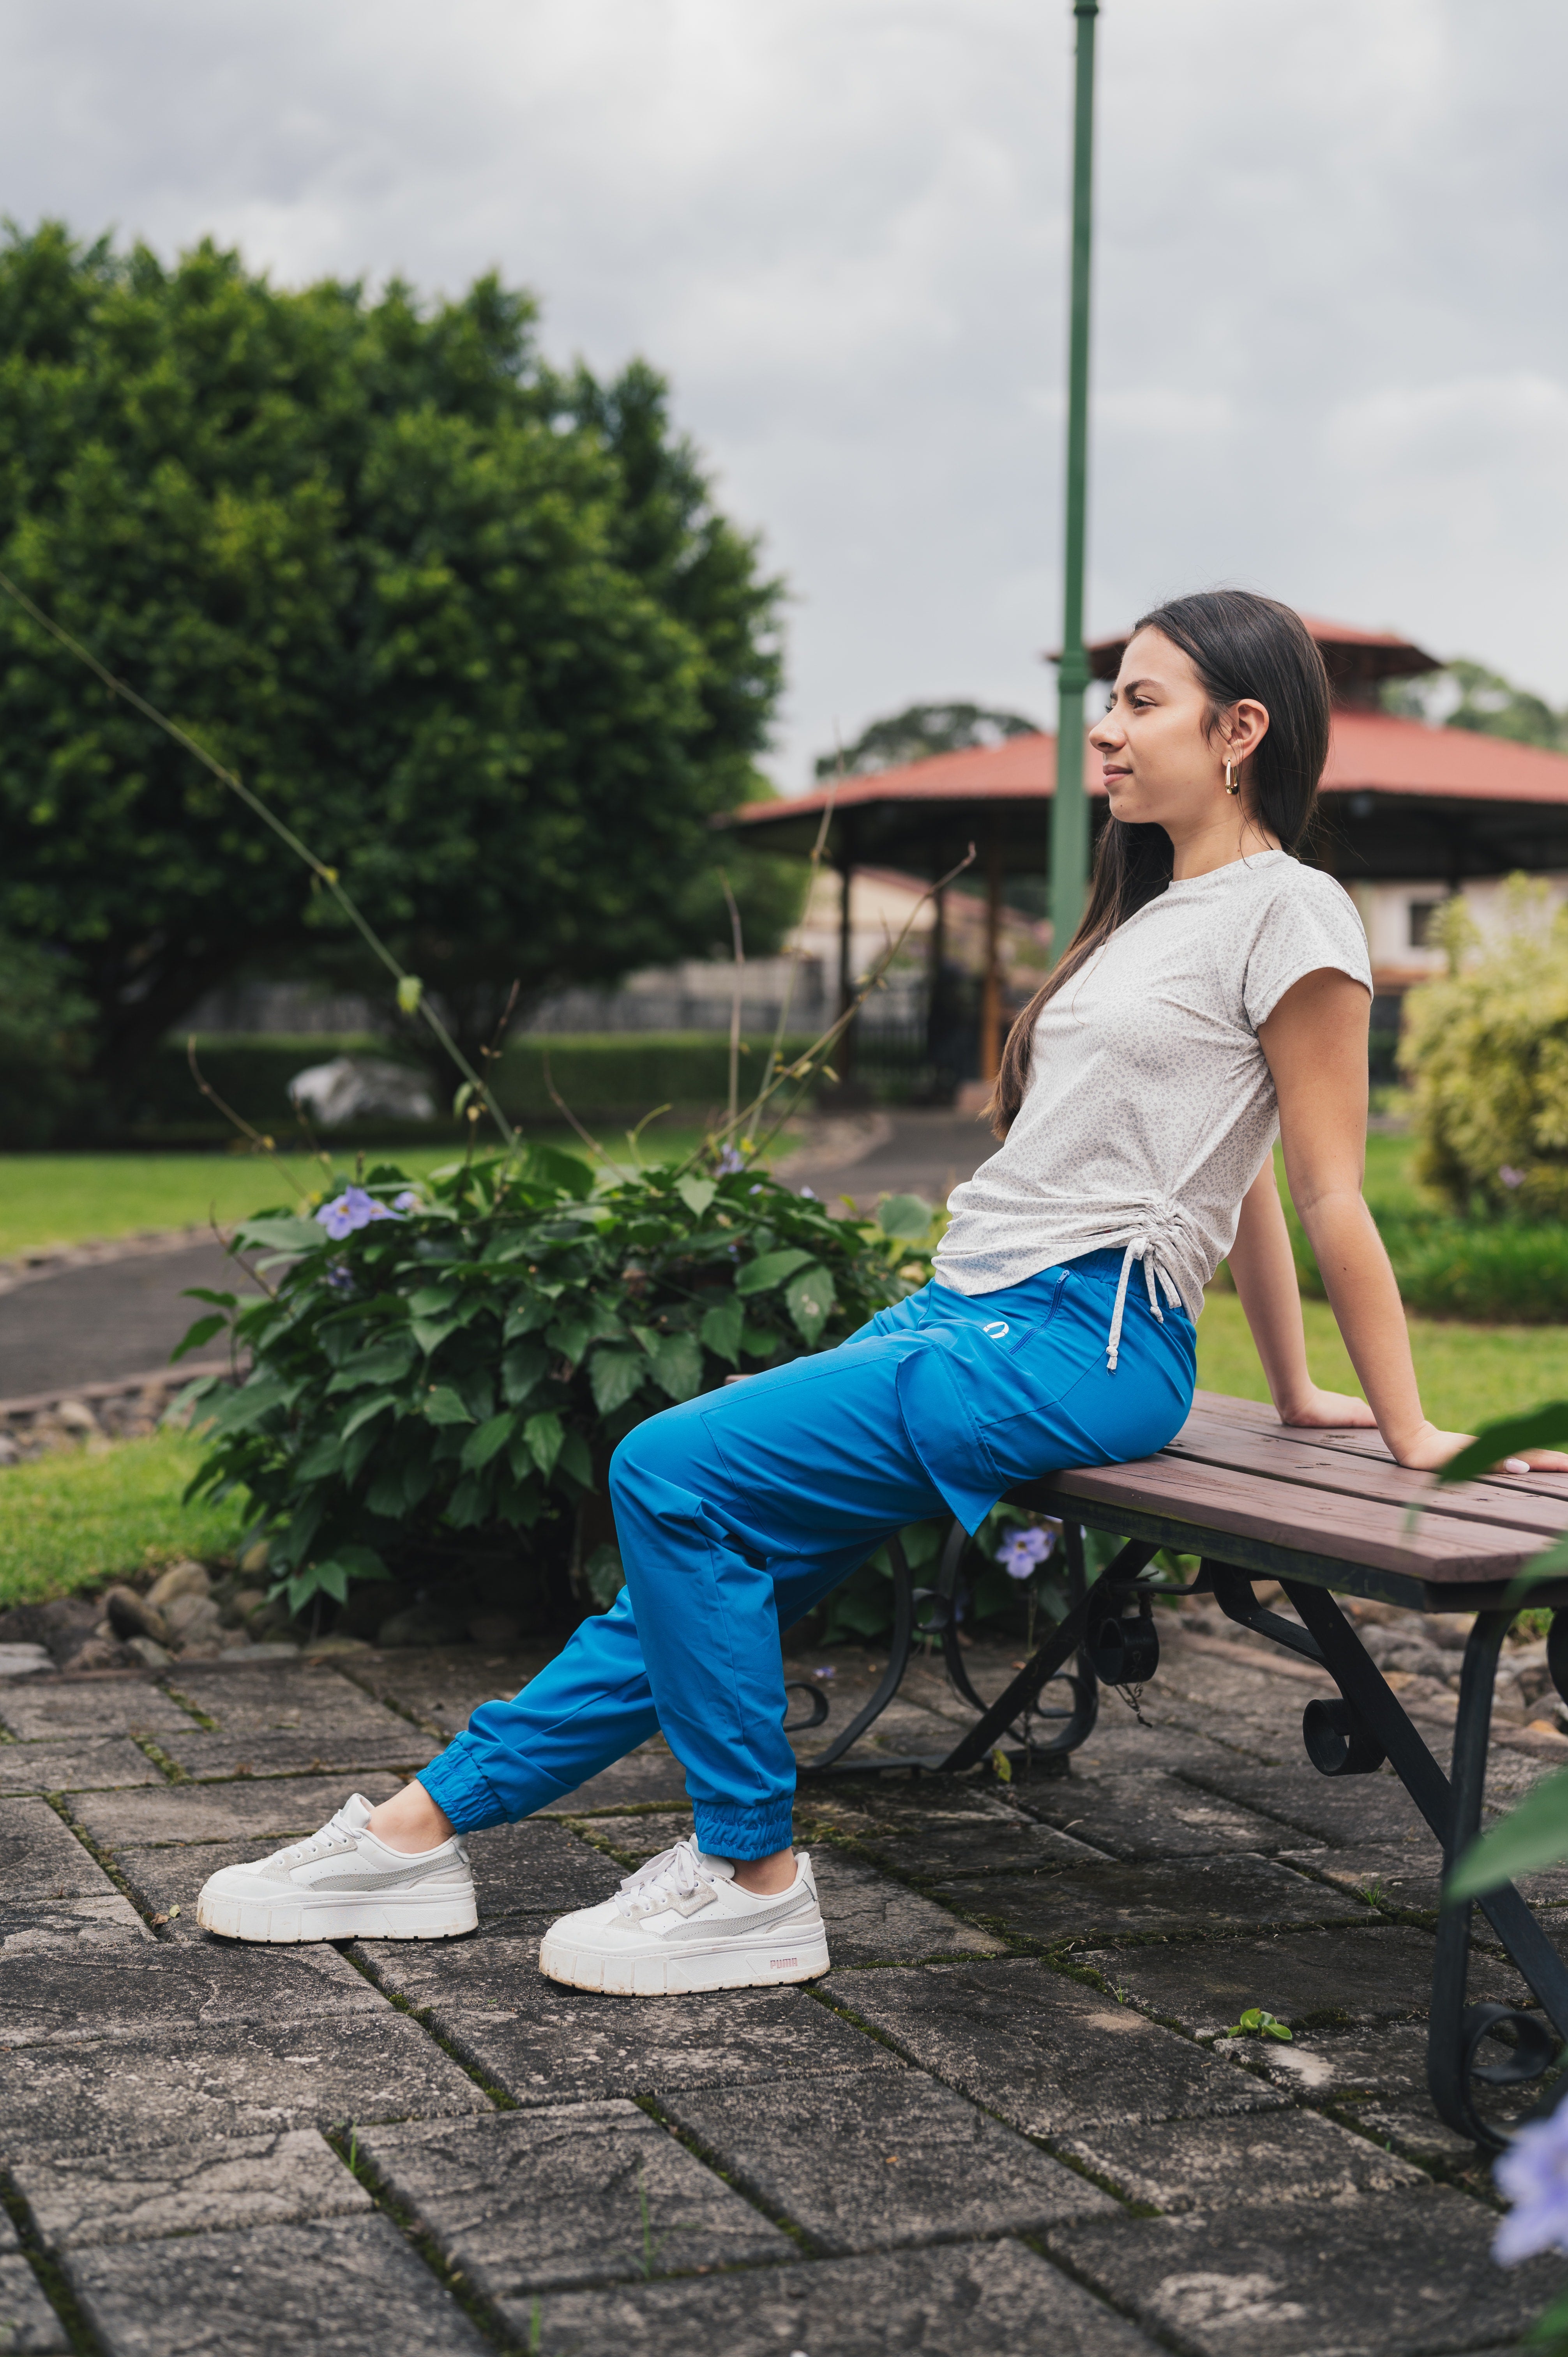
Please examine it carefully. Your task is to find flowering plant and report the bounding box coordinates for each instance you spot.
[178,1148,939,1621]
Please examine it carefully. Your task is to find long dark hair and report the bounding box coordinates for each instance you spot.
[987,589,1331,1138]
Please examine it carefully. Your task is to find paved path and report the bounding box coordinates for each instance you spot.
[0,1242,253,1399]
[0,1115,990,1399]
[0,1621,1561,2353]
[780,1106,993,1213]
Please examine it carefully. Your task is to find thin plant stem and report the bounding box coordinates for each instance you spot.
[696,841,976,1175]
[186,1038,312,1203]
[540,1050,635,1178]
[720,869,745,1131]
[0,566,515,1144]
[747,761,842,1133]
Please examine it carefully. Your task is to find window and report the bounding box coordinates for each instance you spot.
[1408,900,1444,950]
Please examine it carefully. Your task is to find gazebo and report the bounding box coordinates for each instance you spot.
[722,617,1568,1085]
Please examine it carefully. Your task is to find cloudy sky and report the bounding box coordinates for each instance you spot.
[4,0,1564,787]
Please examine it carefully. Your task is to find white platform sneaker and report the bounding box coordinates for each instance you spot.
[195,1792,478,1942]
[538,1835,830,1996]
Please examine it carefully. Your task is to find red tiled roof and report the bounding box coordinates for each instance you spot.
[732,713,1568,829]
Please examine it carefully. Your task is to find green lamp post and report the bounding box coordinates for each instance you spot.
[1048,0,1100,961]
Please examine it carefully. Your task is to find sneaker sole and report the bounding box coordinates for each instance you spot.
[195,1890,479,1943]
[537,1931,831,1996]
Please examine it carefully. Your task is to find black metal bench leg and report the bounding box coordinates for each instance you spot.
[1280,1582,1568,2149]
[1428,1610,1564,2147]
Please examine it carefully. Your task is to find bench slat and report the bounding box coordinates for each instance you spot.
[1169,1413,1568,1539]
[1049,1452,1540,1580]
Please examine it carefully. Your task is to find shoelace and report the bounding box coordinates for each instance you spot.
[613,1836,727,1920]
[270,1809,361,1869]
[1104,1232,1185,1373]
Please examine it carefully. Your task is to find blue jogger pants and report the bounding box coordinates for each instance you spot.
[417,1249,1196,1859]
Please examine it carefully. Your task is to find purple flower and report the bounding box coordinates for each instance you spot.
[1494,2106,1568,2261]
[1500,1166,1526,1190]
[314,1186,403,1241]
[996,1526,1054,1581]
[799,1186,818,1200]
[715,1144,745,1175]
[392,1190,422,1213]
[325,1263,356,1296]
[813,1665,835,1680]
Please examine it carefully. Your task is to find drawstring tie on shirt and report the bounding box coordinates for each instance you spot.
[1105,1232,1186,1373]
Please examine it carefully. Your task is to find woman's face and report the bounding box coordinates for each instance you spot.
[1088,626,1266,836]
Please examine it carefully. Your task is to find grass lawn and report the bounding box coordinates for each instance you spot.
[0,1125,707,1256]
[0,1432,248,1610]
[1196,1290,1568,1431]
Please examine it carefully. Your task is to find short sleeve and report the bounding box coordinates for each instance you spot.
[1242,871,1373,1032]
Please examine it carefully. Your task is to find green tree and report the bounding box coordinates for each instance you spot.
[1383,660,1566,751]
[814,701,1040,779]
[0,223,796,1106]
[0,929,94,1147]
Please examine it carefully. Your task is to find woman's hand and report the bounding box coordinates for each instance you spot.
[1391,1421,1568,1475]
[1278,1386,1378,1431]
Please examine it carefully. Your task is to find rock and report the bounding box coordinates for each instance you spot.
[163,1593,222,1644]
[146,1560,212,1609]
[54,1399,100,1434]
[0,1433,22,1466]
[61,1634,129,1673]
[0,1643,54,1679]
[102,1587,173,1648]
[226,1587,268,1625]
[124,1636,172,1669]
[377,1609,466,1649]
[467,1613,523,1648]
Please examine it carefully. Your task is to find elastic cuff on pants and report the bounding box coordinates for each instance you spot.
[692,1797,795,1861]
[417,1740,513,1835]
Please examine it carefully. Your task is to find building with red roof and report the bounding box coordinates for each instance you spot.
[724,617,1568,1085]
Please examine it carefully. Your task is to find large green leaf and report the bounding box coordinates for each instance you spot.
[526,1145,594,1200]
[786,1264,835,1346]
[460,1410,517,1472]
[171,1312,227,1362]
[735,1247,814,1297]
[1437,1405,1568,1484]
[877,1193,934,1241]
[233,1215,325,1256]
[590,1347,647,1415]
[524,1410,565,1478]
[675,1176,717,1217]
[501,1341,551,1406]
[700,1297,745,1366]
[340,1394,396,1442]
[423,1385,475,1426]
[648,1332,703,1402]
[1447,1768,1568,1899]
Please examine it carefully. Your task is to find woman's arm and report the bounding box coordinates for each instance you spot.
[1227,1156,1376,1429]
[1258,966,1568,1473]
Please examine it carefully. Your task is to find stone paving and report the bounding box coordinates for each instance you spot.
[2,1613,1567,2354]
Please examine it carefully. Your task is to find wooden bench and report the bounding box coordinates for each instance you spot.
[793,1387,1568,2150]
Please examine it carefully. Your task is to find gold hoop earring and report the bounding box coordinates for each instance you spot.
[1224,758,1240,797]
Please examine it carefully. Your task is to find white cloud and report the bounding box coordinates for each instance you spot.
[1,0,1565,793]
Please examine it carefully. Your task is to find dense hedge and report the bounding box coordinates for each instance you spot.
[131,1031,818,1140]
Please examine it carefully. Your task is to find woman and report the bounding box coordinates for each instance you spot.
[197,589,1566,1985]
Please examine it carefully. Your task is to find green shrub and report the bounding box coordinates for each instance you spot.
[1280,1203,1568,1325]
[1401,884,1568,1217]
[181,1148,941,1622]
[0,933,95,1148]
